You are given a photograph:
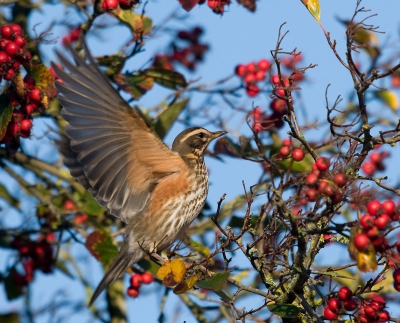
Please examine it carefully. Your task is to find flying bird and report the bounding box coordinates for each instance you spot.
[52,43,226,305]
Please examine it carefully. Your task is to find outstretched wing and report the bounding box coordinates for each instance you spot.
[52,43,186,223]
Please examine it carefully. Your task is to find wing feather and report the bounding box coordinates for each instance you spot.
[53,42,186,222]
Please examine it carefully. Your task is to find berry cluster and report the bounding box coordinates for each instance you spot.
[10,235,54,287]
[126,272,154,298]
[235,59,270,97]
[251,105,285,133]
[355,199,398,254]
[303,157,347,203]
[276,139,306,162]
[0,24,31,82]
[61,26,81,46]
[361,149,390,176]
[102,0,139,11]
[207,0,231,15]
[1,75,45,145]
[355,296,390,323]
[153,27,208,72]
[324,287,358,320]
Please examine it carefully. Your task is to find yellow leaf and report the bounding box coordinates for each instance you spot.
[301,0,321,23]
[349,228,377,272]
[173,273,200,294]
[374,90,398,110]
[156,259,186,287]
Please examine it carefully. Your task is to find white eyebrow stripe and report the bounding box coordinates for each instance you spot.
[179,129,208,143]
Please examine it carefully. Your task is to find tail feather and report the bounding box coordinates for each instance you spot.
[89,244,143,306]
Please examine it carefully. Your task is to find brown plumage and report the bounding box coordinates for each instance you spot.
[52,43,226,306]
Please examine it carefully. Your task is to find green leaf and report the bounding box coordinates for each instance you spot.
[0,312,19,323]
[95,237,118,266]
[196,272,230,292]
[0,93,13,139]
[0,184,19,209]
[4,268,23,300]
[144,68,187,89]
[114,8,153,40]
[115,73,154,100]
[97,54,126,76]
[82,191,103,216]
[154,98,189,139]
[267,304,301,318]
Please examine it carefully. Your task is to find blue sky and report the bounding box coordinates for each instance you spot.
[1,0,400,322]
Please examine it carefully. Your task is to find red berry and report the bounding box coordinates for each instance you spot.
[126,286,140,298]
[4,68,14,81]
[364,306,376,319]
[367,200,382,216]
[315,157,330,171]
[343,299,357,311]
[370,152,381,164]
[393,268,400,283]
[255,70,265,81]
[365,226,380,239]
[5,41,19,56]
[375,214,391,231]
[102,0,119,11]
[397,241,400,253]
[0,51,10,63]
[362,161,376,176]
[354,233,370,250]
[279,146,290,157]
[14,35,26,48]
[271,74,280,86]
[7,121,20,137]
[245,84,259,97]
[282,139,291,147]
[258,59,270,71]
[382,200,395,215]
[246,62,256,73]
[235,64,246,77]
[305,173,318,186]
[276,88,285,97]
[327,298,341,313]
[270,99,287,115]
[244,72,256,84]
[141,272,154,284]
[370,297,386,310]
[338,287,353,301]
[10,24,22,35]
[360,214,375,230]
[333,173,347,187]
[1,25,12,39]
[324,306,338,320]
[305,188,317,202]
[29,88,42,103]
[130,273,143,289]
[64,200,77,212]
[378,310,390,322]
[292,148,304,162]
[394,281,400,291]
[20,119,32,132]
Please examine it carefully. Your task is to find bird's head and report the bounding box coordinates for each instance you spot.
[172,127,227,159]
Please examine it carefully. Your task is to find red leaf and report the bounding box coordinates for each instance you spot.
[178,0,200,11]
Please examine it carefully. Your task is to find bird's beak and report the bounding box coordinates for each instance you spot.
[210,131,228,140]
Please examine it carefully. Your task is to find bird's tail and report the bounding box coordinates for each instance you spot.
[89,242,143,306]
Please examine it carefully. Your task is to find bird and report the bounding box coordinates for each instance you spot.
[51,42,227,306]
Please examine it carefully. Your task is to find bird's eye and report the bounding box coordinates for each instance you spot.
[198,133,205,138]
